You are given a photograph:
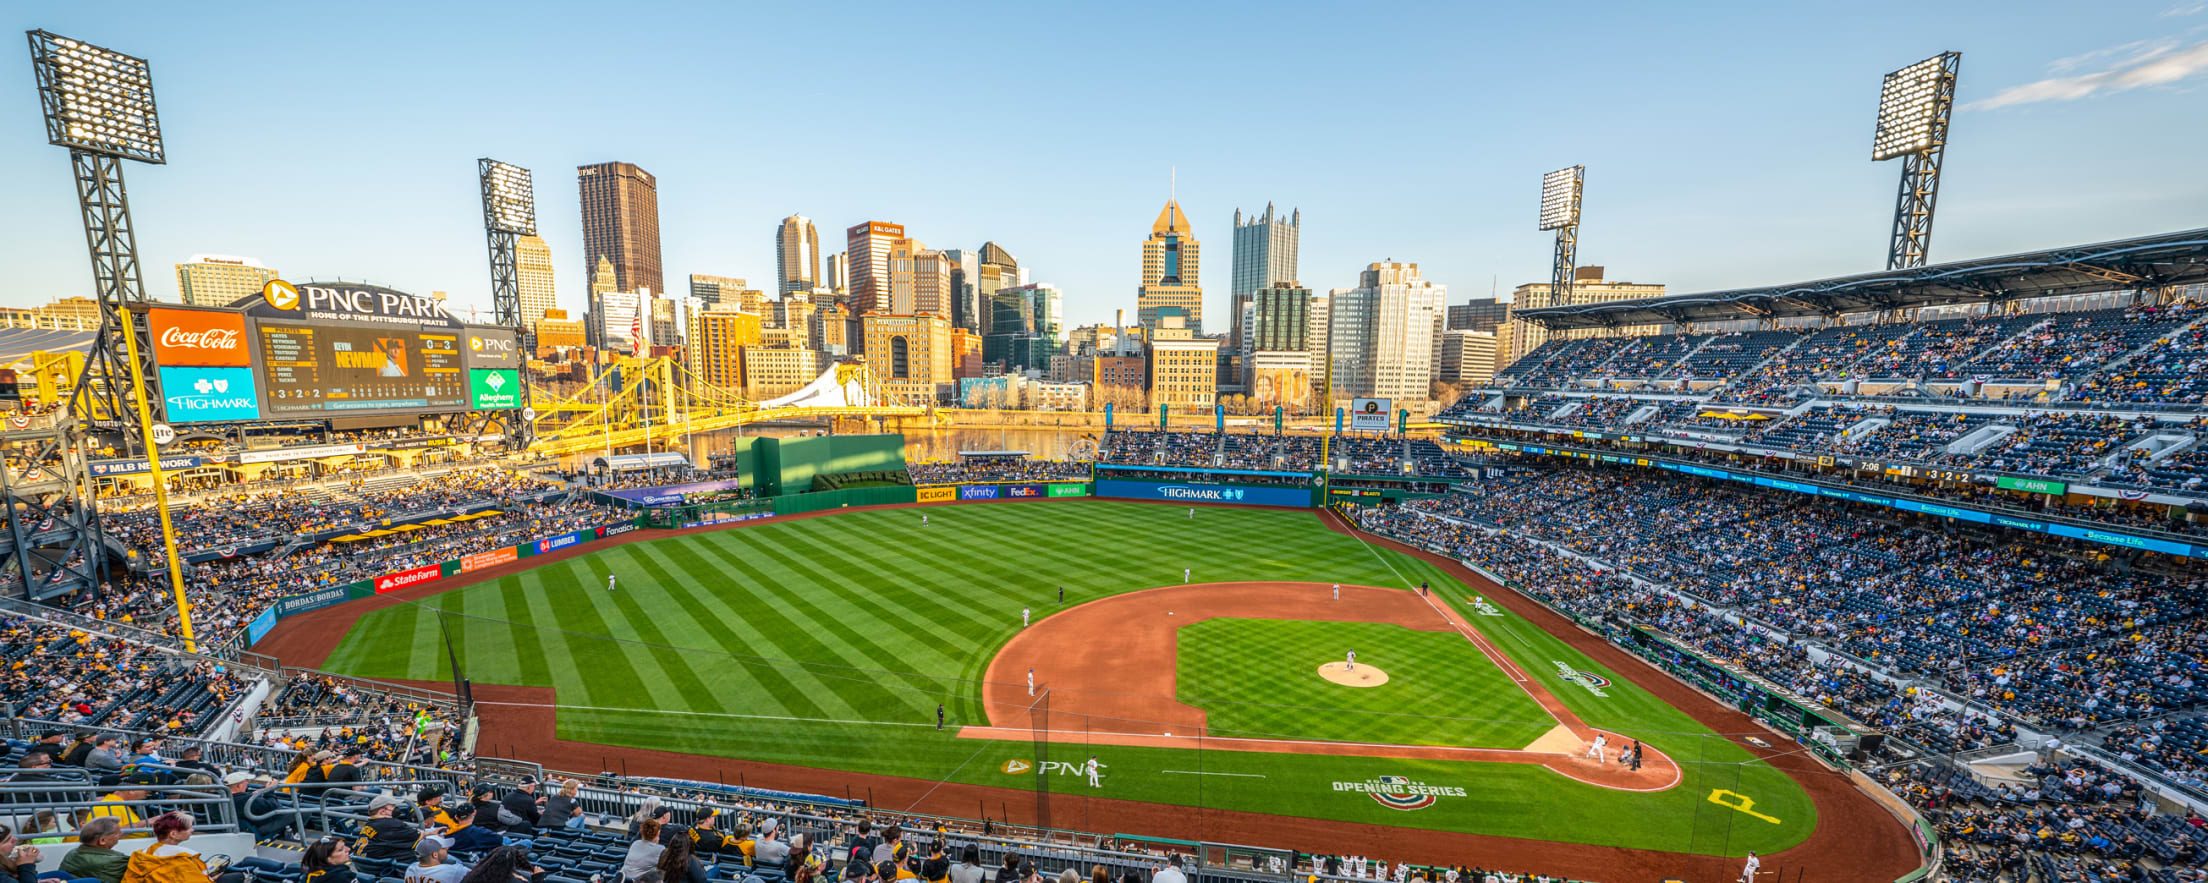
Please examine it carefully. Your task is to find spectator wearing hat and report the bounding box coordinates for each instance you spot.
[405,836,466,883]
[498,779,542,830]
[59,818,128,883]
[752,819,789,868]
[415,787,455,830]
[443,805,501,854]
[89,771,161,829]
[688,812,740,859]
[172,747,218,778]
[327,750,366,787]
[21,730,69,764]
[362,795,423,864]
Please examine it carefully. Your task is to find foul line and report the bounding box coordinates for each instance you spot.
[1341,514,1531,685]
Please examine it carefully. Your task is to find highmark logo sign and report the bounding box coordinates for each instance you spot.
[1552,660,1612,697]
[1333,776,1463,811]
[1157,485,1247,502]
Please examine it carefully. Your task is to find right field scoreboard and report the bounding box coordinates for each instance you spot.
[145,282,523,423]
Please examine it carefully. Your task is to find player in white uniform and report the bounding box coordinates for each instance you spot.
[1027,668,1034,697]
[607,574,617,592]
[1345,650,1356,672]
[1183,568,1190,583]
[1022,606,1031,627]
[922,514,929,526]
[1739,852,1760,883]
[1083,755,1106,788]
[1586,733,1608,761]
[1187,507,1193,520]
[1333,584,1340,600]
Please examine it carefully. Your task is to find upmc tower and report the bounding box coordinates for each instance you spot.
[577,162,663,297]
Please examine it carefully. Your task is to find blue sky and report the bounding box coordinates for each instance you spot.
[4,0,2206,328]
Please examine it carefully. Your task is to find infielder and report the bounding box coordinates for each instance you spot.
[1183,568,1190,583]
[1345,650,1356,672]
[607,574,617,592]
[1332,584,1340,600]
[1027,668,1034,697]
[1586,733,1608,761]
[1083,755,1106,788]
[1740,852,1759,883]
[1022,606,1031,627]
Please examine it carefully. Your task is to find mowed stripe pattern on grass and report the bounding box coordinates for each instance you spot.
[323,502,1415,738]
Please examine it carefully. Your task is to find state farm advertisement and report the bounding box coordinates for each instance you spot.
[375,564,441,593]
[149,309,251,367]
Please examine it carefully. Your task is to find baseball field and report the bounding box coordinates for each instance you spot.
[308,500,1840,865]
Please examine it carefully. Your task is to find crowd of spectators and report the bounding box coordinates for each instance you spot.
[1,615,248,735]
[102,468,561,554]
[907,459,1090,484]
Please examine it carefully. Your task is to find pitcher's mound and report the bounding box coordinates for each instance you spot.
[1317,661,1388,687]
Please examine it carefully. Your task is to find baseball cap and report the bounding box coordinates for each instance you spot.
[119,770,162,787]
[369,794,405,812]
[416,836,453,860]
[38,728,66,739]
[758,818,778,836]
[417,786,447,803]
[223,771,256,786]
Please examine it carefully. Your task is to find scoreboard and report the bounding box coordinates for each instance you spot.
[257,322,468,415]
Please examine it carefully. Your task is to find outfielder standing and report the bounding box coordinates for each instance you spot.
[607,574,617,592]
[1022,606,1031,627]
[1083,756,1106,788]
[1183,568,1190,583]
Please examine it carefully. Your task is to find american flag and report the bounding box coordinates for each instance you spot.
[631,311,645,357]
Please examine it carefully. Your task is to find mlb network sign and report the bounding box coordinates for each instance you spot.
[1096,479,1310,508]
[159,366,262,422]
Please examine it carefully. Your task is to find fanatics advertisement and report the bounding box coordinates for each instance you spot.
[1095,479,1312,508]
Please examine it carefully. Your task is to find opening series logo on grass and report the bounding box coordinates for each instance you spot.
[1332,775,1466,811]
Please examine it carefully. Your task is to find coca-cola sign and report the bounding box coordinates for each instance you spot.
[149,308,252,367]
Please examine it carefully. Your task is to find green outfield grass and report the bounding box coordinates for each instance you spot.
[321,500,1816,856]
[1176,619,1554,748]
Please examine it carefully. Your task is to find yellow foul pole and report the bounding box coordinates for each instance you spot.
[118,307,196,653]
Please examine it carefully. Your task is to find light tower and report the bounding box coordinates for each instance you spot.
[27,30,164,433]
[1873,51,1961,270]
[1538,165,1585,301]
[478,158,538,443]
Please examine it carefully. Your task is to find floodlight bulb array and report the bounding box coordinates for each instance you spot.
[1538,166,1582,231]
[481,160,537,235]
[1872,54,1953,161]
[29,31,163,163]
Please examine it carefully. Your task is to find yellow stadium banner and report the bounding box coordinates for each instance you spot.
[917,486,956,503]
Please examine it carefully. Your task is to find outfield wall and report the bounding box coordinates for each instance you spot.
[1095,478,1313,507]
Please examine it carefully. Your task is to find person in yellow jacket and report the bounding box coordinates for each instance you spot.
[120,812,236,883]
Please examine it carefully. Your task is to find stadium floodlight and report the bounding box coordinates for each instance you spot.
[1872,55,1951,161]
[1538,166,1583,231]
[26,30,164,164]
[480,158,537,236]
[1871,51,1961,270]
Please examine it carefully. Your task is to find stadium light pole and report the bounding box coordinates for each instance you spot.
[1873,51,1961,270]
[1539,166,1585,301]
[27,30,165,439]
[479,158,537,444]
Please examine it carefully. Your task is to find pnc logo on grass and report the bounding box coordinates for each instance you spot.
[1000,759,1032,774]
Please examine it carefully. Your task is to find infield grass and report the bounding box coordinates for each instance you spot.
[321,500,1816,856]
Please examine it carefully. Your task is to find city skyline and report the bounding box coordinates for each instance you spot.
[4,1,2207,330]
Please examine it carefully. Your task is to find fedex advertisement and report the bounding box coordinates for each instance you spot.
[1095,479,1310,508]
[1004,484,1045,498]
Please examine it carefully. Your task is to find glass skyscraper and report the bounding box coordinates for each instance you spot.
[1230,203,1300,350]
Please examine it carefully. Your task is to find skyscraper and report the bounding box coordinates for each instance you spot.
[984,283,1064,371]
[941,248,980,332]
[846,221,905,315]
[689,274,747,311]
[977,242,1019,334]
[887,238,952,317]
[824,252,847,294]
[1136,199,1202,333]
[587,255,617,350]
[174,255,277,307]
[1230,204,1300,350]
[775,215,821,294]
[576,161,663,297]
[1328,262,1446,402]
[516,235,556,328]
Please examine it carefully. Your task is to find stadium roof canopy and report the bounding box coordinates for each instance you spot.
[1517,227,2208,330]
[594,452,692,472]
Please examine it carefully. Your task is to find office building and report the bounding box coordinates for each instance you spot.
[1448,297,1507,333]
[174,255,277,308]
[1498,267,1665,368]
[595,290,643,355]
[941,248,978,333]
[1146,316,1219,409]
[586,256,617,350]
[516,235,557,328]
[1248,283,1312,353]
[692,309,762,389]
[776,214,821,294]
[862,313,954,403]
[847,221,905,315]
[824,252,847,294]
[976,242,1020,333]
[1327,262,1446,402]
[689,275,744,310]
[741,348,829,399]
[1439,329,1498,386]
[1136,199,1202,333]
[983,282,1064,372]
[576,161,663,298]
[1230,203,1299,350]
[30,297,102,329]
[649,294,679,349]
[535,310,586,351]
[887,238,952,316]
[1248,350,1312,410]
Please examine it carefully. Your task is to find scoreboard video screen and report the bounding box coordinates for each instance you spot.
[256,322,467,415]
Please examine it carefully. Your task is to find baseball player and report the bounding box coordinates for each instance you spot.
[922,514,929,526]
[1586,733,1608,761]
[1187,507,1193,520]
[1739,852,1759,883]
[1345,650,1356,672]
[1183,567,1190,583]
[1083,756,1106,788]
[936,704,945,731]
[1022,606,1031,627]
[1027,668,1034,697]
[1058,586,1064,604]
[1333,584,1340,600]
[607,574,617,592]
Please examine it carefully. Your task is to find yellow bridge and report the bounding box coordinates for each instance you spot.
[524,358,925,457]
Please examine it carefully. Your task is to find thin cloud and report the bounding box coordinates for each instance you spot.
[2165,1,2208,16]
[2047,38,2173,73]
[1970,38,2208,108]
